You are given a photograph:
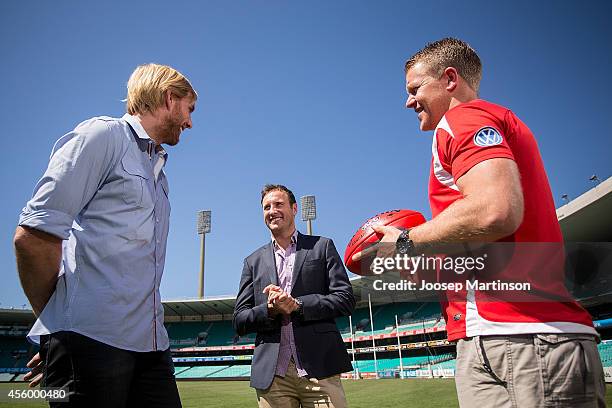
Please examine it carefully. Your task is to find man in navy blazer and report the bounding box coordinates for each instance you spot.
[233,184,355,408]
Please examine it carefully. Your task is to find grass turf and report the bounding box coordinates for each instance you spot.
[0,380,610,407]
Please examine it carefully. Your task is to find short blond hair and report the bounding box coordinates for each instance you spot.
[405,38,482,92]
[126,63,197,115]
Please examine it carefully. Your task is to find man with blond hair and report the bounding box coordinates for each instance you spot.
[14,63,196,407]
[356,38,604,407]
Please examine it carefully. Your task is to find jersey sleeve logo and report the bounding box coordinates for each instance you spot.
[473,127,503,147]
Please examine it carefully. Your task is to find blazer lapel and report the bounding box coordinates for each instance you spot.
[291,232,309,292]
[265,242,279,286]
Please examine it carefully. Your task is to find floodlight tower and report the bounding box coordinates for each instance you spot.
[300,195,317,235]
[196,210,211,298]
[590,174,601,185]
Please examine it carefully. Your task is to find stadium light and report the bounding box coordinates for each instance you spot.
[590,174,601,185]
[197,210,212,298]
[300,195,317,235]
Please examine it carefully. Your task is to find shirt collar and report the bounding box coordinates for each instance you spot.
[122,113,168,160]
[122,113,151,140]
[272,229,298,251]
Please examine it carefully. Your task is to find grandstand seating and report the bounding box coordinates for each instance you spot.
[342,319,440,340]
[175,365,251,379]
[0,336,32,372]
[352,354,455,372]
[4,300,611,383]
[430,359,456,370]
[413,303,442,320]
[166,302,442,348]
[166,320,253,348]
[598,341,612,366]
[336,302,441,336]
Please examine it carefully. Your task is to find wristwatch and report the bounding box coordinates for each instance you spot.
[294,298,304,317]
[396,229,415,256]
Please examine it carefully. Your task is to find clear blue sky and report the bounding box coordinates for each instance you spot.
[1,1,611,308]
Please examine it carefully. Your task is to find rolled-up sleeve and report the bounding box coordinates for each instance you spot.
[19,119,121,239]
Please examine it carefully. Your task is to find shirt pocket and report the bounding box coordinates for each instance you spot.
[120,152,151,207]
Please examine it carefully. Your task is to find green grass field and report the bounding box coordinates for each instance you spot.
[1,380,611,407]
[178,379,462,408]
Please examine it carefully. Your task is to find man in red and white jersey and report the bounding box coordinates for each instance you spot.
[360,38,605,407]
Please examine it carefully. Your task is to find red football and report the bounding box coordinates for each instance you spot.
[344,209,426,275]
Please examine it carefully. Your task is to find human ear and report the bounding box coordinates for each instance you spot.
[164,91,173,110]
[444,67,459,92]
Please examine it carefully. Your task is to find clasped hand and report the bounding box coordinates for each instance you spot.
[263,284,298,317]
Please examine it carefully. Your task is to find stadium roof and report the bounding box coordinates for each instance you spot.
[0,308,35,325]
[164,296,237,321]
[556,176,612,242]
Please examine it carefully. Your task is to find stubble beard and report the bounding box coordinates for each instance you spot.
[160,111,181,146]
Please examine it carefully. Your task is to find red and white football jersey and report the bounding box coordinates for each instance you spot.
[429,99,596,341]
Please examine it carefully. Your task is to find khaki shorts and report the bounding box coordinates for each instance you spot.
[455,333,606,408]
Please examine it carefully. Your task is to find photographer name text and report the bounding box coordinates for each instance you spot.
[372,279,531,292]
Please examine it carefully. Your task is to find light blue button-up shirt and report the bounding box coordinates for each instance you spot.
[19,114,171,352]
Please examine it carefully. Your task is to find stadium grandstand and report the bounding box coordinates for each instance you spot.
[0,309,36,382]
[2,176,612,384]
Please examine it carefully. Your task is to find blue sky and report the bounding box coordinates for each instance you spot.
[1,1,611,308]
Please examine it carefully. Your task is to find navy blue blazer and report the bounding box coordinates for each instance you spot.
[233,232,355,390]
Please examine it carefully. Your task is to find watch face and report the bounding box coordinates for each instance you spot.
[396,232,413,255]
